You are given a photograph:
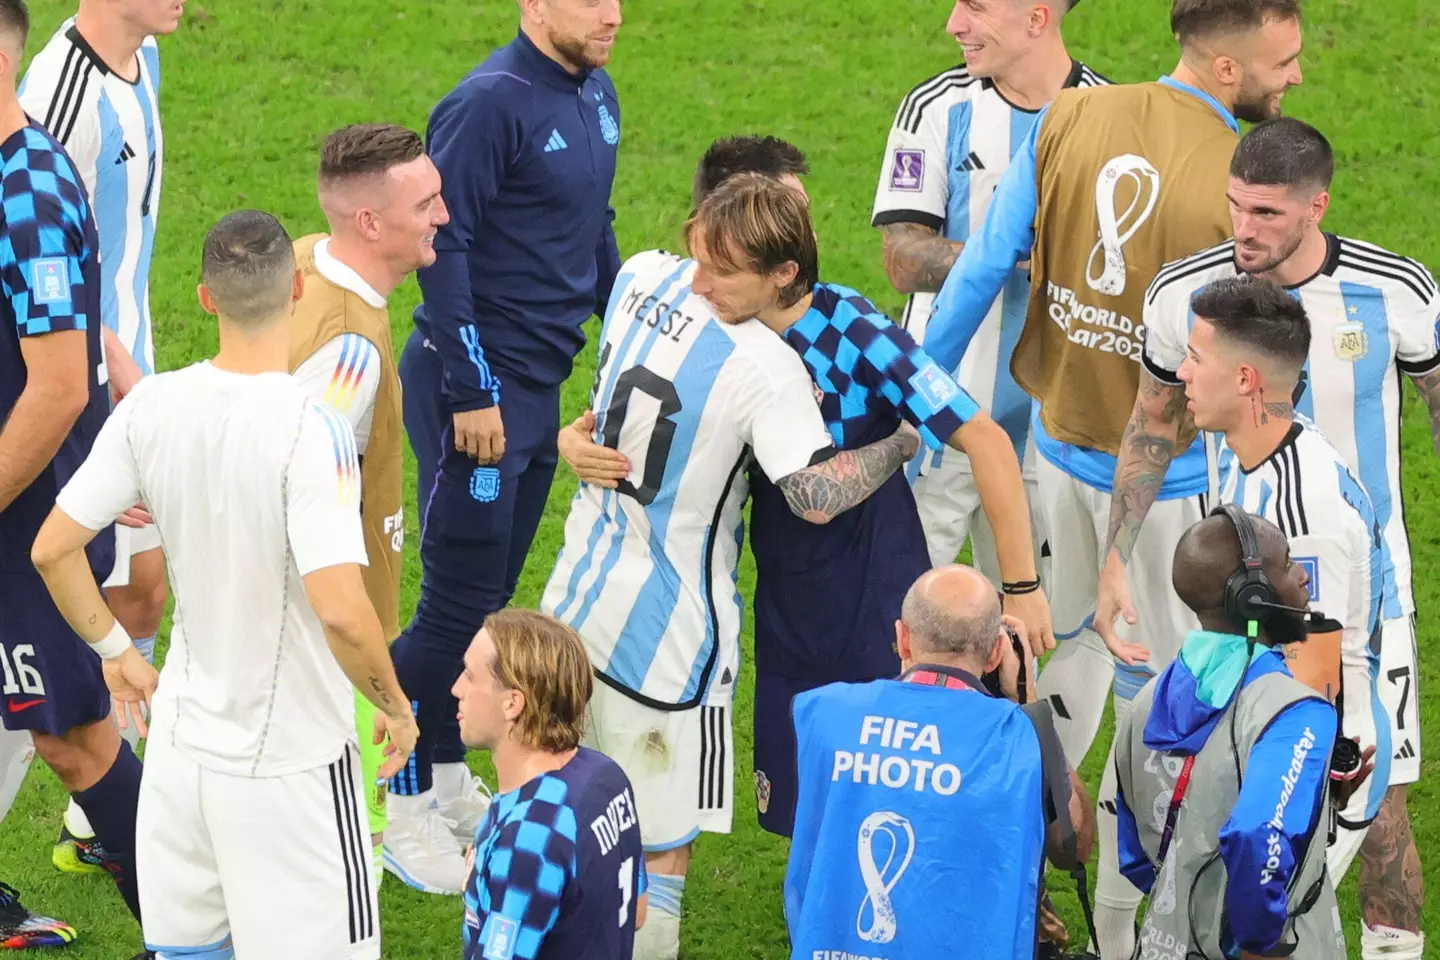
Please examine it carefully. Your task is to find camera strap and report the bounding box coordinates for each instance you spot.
[1157,755,1197,863]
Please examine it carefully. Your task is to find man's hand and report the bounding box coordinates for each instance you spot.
[116,503,154,529]
[103,645,159,739]
[373,708,420,781]
[559,411,630,487]
[103,327,144,406]
[1330,740,1378,812]
[454,406,505,464]
[1001,588,1055,657]
[996,615,1035,703]
[1096,548,1149,665]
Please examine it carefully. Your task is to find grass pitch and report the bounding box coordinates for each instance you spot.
[3,0,1439,955]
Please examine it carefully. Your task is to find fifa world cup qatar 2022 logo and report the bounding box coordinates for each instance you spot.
[1086,154,1161,297]
[855,811,916,944]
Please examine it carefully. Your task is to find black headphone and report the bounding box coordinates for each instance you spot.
[1211,504,1278,635]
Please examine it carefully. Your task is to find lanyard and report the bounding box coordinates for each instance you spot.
[900,667,975,691]
[1157,755,1197,863]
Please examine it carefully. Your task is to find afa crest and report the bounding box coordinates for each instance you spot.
[470,467,501,503]
[1333,321,1368,362]
[598,103,620,146]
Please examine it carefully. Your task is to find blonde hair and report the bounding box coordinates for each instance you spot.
[684,171,818,309]
[486,609,593,752]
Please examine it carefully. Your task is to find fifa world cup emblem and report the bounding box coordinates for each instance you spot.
[855,811,916,944]
[1085,154,1161,297]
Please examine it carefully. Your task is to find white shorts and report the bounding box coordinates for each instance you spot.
[1036,454,1203,673]
[100,523,162,589]
[138,734,379,959]
[583,681,732,852]
[1327,619,1399,883]
[1378,614,1421,785]
[908,437,1046,581]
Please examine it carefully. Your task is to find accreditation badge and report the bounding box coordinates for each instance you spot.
[1334,321,1368,361]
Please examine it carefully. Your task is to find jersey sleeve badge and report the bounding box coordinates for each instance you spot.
[1295,557,1320,603]
[909,361,958,410]
[889,150,925,192]
[30,258,71,305]
[480,914,520,960]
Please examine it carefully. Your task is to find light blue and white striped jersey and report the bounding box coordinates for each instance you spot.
[871,60,1106,464]
[1144,235,1439,617]
[541,251,833,709]
[1212,416,1393,820]
[21,20,163,374]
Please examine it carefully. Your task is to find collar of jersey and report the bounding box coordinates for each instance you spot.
[1237,419,1304,475]
[514,29,592,91]
[1157,76,1241,134]
[313,238,386,308]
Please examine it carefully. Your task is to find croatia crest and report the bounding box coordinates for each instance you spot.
[470,467,501,503]
[598,103,620,145]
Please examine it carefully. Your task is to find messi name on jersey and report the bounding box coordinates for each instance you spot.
[830,715,962,796]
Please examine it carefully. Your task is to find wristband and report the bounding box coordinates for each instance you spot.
[1002,579,1041,596]
[90,619,133,661]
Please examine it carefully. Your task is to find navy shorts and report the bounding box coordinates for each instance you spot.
[754,672,832,838]
[0,570,110,736]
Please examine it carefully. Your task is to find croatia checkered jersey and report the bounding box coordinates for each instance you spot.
[21,21,163,374]
[463,748,646,960]
[0,122,111,576]
[1144,235,1439,618]
[541,250,834,708]
[1213,416,1393,821]
[871,60,1107,461]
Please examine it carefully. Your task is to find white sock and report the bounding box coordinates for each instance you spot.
[1036,629,1114,768]
[1094,700,1142,960]
[433,761,466,802]
[634,872,683,960]
[1362,922,1425,959]
[0,726,34,823]
[64,796,95,839]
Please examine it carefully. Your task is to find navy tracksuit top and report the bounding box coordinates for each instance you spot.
[414,29,621,410]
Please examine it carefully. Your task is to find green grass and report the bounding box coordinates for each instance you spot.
[4,0,1440,955]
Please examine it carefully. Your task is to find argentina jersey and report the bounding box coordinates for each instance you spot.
[541,250,833,709]
[872,60,1106,463]
[21,21,163,374]
[1143,235,1439,617]
[1213,417,1392,821]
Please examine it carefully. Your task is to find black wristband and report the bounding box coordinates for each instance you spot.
[1002,579,1041,595]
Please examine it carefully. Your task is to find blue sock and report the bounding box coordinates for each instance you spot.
[132,634,156,664]
[73,740,142,923]
[647,872,685,919]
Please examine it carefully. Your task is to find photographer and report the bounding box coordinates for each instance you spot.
[1115,508,1373,960]
[784,565,1093,960]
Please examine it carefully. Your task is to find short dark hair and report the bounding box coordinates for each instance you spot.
[692,136,809,209]
[1192,275,1310,372]
[0,0,28,47]
[1170,0,1301,46]
[1231,118,1334,193]
[200,210,296,326]
[686,172,818,309]
[319,123,425,187]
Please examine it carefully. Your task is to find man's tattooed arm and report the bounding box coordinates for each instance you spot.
[1104,370,1192,564]
[1408,365,1440,456]
[1357,787,1424,934]
[880,222,963,295]
[776,425,920,524]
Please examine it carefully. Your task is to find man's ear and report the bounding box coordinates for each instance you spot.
[983,631,1006,675]
[895,620,912,662]
[197,283,220,317]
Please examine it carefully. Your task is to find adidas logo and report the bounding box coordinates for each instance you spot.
[115,142,136,164]
[958,151,985,172]
[544,129,568,153]
[1395,739,1416,760]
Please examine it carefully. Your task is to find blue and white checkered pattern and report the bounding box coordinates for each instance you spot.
[464,774,579,960]
[1,126,94,338]
[784,283,980,451]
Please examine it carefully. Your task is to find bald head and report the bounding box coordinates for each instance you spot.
[1172,511,1292,622]
[900,565,1002,661]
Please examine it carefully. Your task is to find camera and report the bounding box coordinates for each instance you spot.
[980,624,1029,701]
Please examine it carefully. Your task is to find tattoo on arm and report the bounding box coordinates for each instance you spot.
[1409,366,1440,456]
[881,222,963,295]
[369,677,392,707]
[777,429,913,524]
[1105,372,1191,564]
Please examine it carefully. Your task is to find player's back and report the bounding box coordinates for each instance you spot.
[544,250,823,708]
[1017,80,1237,456]
[20,21,163,374]
[464,747,644,960]
[0,122,112,579]
[116,365,360,776]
